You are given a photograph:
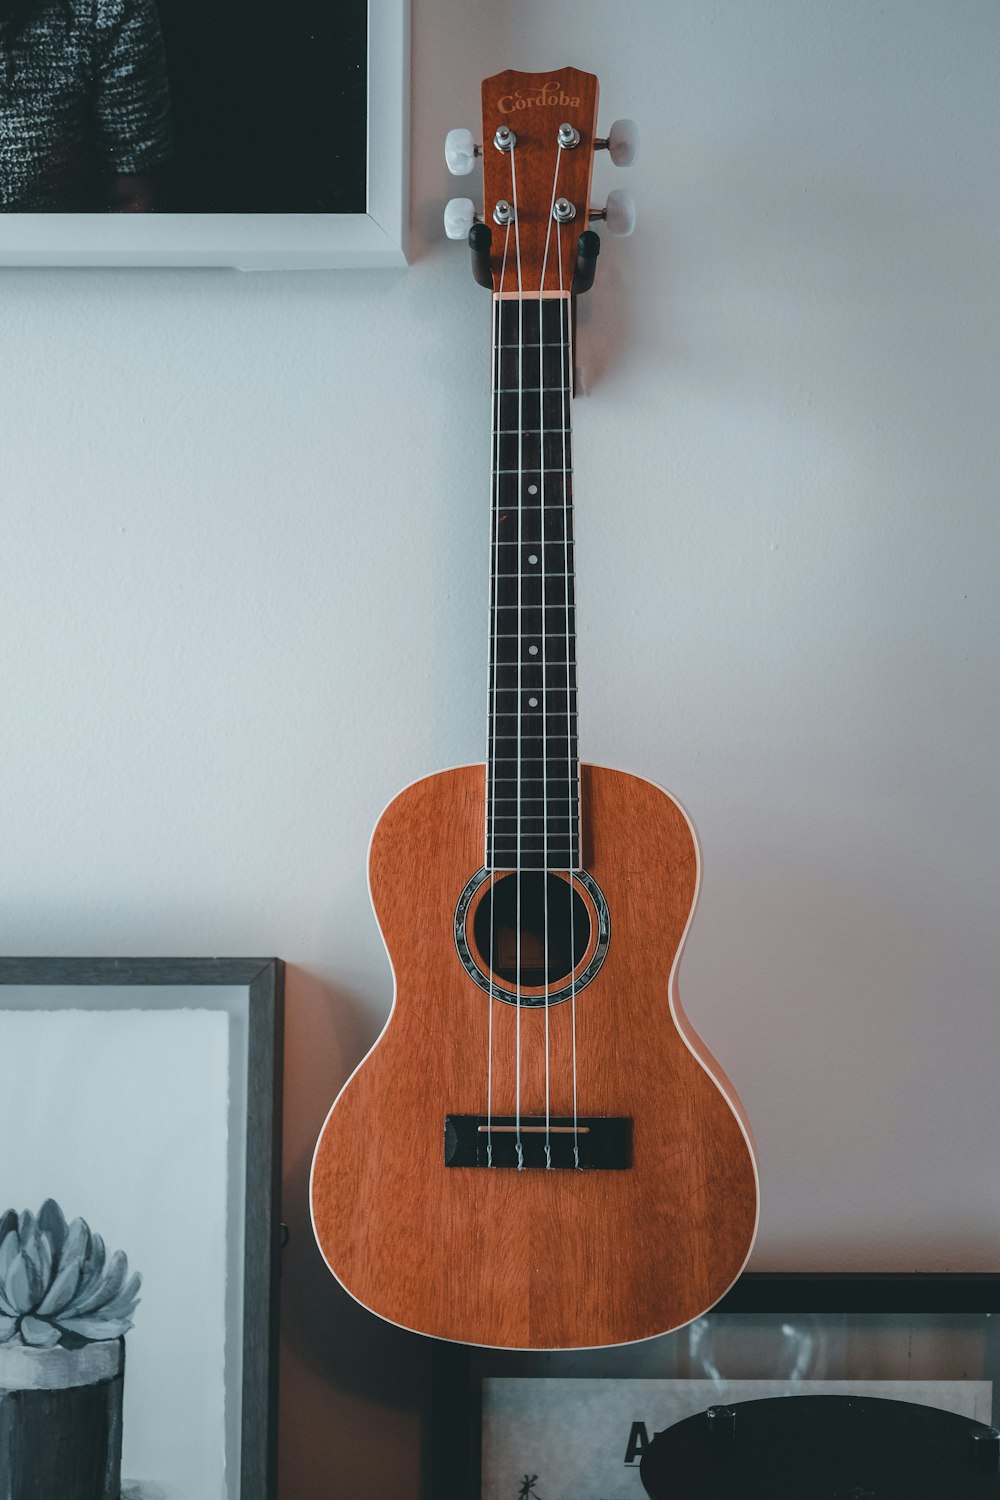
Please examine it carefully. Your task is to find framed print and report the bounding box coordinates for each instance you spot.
[0,0,408,268]
[0,956,284,1500]
[481,1378,993,1499]
[431,1273,1000,1499]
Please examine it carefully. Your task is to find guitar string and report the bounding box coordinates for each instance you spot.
[556,218,582,1168]
[486,218,513,1169]
[509,139,526,1171]
[486,145,573,1171]
[536,142,567,1170]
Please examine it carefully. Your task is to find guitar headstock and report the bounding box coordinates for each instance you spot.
[444,70,637,296]
[480,69,598,296]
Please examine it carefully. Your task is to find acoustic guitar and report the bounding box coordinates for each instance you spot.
[311,67,758,1350]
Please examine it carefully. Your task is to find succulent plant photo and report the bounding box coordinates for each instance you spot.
[0,1199,141,1350]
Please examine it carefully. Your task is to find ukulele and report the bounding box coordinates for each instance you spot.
[311,68,758,1350]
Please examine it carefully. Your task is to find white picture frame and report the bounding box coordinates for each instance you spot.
[0,0,409,269]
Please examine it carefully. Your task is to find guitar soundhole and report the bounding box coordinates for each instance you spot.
[472,872,591,989]
[455,866,611,1006]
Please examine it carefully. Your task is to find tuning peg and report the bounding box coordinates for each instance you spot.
[444,197,477,240]
[589,188,636,237]
[445,128,479,176]
[596,118,639,167]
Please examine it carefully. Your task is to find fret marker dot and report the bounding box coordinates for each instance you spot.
[528,484,538,495]
[528,645,538,655]
[528,554,538,565]
[528,697,538,707]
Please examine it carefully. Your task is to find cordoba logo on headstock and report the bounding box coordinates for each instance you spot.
[497,80,582,114]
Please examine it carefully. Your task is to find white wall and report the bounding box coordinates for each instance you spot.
[2,1,999,1494]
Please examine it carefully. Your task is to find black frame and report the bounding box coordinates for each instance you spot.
[0,956,284,1500]
[431,1272,1000,1499]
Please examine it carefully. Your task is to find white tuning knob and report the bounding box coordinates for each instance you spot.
[591,189,636,237]
[606,118,639,167]
[444,197,476,240]
[445,128,477,176]
[604,188,636,237]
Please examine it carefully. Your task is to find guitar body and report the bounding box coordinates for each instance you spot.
[311,761,758,1349]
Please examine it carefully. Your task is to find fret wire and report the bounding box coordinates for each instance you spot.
[489,809,578,816]
[490,834,580,841]
[489,707,578,713]
[489,813,578,820]
[491,571,575,581]
[491,688,578,697]
[490,858,579,865]
[491,687,577,696]
[490,767,578,774]
[490,797,577,805]
[489,822,579,828]
[489,767,579,773]
[489,792,578,799]
[490,846,578,855]
[490,818,580,825]
[490,757,578,765]
[490,819,578,826]
[491,666,577,675]
[490,760,578,767]
[489,864,580,871]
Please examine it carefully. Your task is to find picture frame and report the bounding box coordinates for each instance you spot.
[0,956,284,1500]
[431,1273,1000,1499]
[0,0,409,269]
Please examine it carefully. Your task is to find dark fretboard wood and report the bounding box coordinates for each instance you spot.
[487,296,579,871]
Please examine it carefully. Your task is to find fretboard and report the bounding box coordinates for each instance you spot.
[486,295,579,872]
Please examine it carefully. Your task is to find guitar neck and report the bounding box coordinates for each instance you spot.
[486,293,580,873]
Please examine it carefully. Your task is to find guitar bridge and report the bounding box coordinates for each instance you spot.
[444,1115,631,1169]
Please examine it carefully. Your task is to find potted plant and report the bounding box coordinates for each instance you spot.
[0,1199,141,1500]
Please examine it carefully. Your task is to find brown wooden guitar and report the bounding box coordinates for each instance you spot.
[311,68,758,1350]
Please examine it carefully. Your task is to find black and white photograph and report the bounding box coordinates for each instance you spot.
[0,961,282,1500]
[0,0,366,213]
[481,1376,994,1500]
